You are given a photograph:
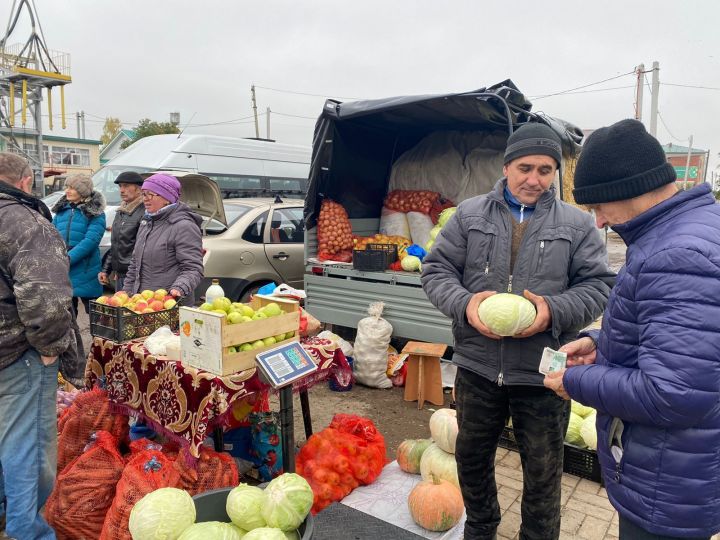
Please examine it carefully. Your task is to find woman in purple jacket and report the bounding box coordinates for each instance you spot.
[123,173,203,305]
[545,120,720,540]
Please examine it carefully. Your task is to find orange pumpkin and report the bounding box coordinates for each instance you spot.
[396,439,432,474]
[408,474,464,532]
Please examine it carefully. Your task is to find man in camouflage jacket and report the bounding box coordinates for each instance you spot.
[0,152,74,539]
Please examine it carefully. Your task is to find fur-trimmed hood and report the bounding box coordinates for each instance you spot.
[52,190,106,218]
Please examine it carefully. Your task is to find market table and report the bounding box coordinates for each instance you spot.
[84,335,351,459]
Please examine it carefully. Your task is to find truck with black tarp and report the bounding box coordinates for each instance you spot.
[303,80,584,344]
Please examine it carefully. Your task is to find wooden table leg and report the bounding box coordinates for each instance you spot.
[280,385,295,473]
[299,389,313,438]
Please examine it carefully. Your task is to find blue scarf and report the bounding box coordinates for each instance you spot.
[504,187,535,223]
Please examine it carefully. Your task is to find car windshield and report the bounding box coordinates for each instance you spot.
[91,165,154,205]
[204,203,252,234]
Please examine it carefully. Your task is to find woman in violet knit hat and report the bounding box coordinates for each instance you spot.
[122,173,204,305]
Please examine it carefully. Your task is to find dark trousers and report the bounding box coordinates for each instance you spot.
[455,367,569,540]
[619,516,710,540]
[71,296,91,316]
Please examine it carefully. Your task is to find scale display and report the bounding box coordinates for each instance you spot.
[256,341,318,388]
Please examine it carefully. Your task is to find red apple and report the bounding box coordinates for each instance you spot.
[149,300,164,311]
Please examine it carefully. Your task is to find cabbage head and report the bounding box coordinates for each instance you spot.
[565,412,586,447]
[477,293,536,336]
[401,255,422,272]
[129,487,196,540]
[571,400,595,419]
[261,473,313,531]
[178,522,244,540]
[580,412,598,450]
[437,207,457,227]
[243,527,287,540]
[226,483,267,531]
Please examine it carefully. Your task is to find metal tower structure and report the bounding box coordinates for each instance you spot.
[0,0,71,195]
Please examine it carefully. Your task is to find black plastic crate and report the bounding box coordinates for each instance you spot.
[353,243,397,272]
[498,426,602,483]
[89,301,179,343]
[365,243,398,266]
[563,443,603,483]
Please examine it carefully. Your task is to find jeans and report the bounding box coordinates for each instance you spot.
[114,274,125,293]
[619,516,710,540]
[0,348,58,540]
[455,368,569,540]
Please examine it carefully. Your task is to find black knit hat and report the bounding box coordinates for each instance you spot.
[504,122,562,168]
[114,171,144,185]
[573,119,676,205]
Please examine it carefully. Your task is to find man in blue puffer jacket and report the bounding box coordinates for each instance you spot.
[545,119,720,539]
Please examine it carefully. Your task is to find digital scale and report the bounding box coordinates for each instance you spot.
[255,342,318,473]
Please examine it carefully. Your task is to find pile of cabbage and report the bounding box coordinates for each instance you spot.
[565,401,597,450]
[424,207,456,252]
[129,473,313,540]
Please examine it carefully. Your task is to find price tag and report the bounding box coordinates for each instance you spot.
[255,341,318,388]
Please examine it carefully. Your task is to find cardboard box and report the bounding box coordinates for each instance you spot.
[179,295,300,376]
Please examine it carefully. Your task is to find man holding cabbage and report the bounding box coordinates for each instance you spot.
[545,119,720,540]
[422,122,615,540]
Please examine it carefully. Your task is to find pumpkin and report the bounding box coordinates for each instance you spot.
[419,443,459,488]
[408,474,464,532]
[396,439,432,474]
[429,408,458,454]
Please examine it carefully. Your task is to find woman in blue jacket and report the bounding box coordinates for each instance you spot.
[52,174,106,315]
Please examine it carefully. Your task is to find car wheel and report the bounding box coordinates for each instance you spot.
[239,281,273,303]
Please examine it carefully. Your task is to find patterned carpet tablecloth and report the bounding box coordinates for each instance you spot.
[85,336,350,458]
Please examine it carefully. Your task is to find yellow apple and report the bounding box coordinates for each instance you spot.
[154,289,168,301]
[141,290,154,300]
[163,298,177,310]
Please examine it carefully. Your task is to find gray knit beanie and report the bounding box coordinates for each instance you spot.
[65,173,94,198]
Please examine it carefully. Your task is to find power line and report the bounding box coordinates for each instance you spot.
[255,85,361,101]
[529,70,636,100]
[662,82,720,91]
[272,111,317,120]
[643,74,688,143]
[532,85,635,100]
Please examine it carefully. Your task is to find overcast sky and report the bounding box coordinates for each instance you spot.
[5,0,720,176]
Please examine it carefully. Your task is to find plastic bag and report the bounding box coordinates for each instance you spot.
[143,326,179,356]
[57,388,129,473]
[300,308,321,337]
[296,415,386,514]
[352,303,393,389]
[45,431,126,540]
[174,446,239,496]
[379,207,411,239]
[383,190,439,214]
[100,450,181,540]
[249,411,283,481]
[316,330,354,358]
[406,212,435,248]
[317,200,353,259]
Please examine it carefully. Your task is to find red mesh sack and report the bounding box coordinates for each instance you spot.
[100,450,180,540]
[173,445,239,496]
[317,200,353,261]
[429,196,456,224]
[45,431,126,540]
[57,388,129,473]
[384,190,440,214]
[296,415,387,514]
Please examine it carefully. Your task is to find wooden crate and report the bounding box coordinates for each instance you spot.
[179,295,300,376]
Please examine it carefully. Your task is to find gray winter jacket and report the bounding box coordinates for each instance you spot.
[421,179,615,386]
[123,202,204,305]
[0,181,74,372]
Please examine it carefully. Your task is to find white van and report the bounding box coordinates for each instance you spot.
[91,134,311,205]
